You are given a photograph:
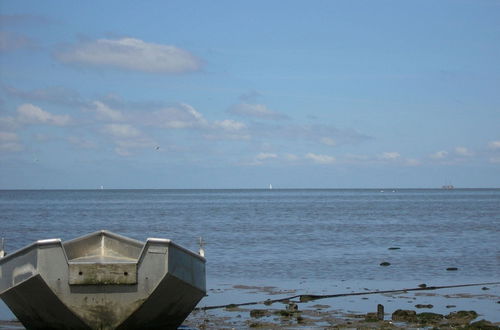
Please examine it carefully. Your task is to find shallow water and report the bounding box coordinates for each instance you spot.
[1,189,499,323]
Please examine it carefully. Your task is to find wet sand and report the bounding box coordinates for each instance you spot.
[183,282,500,329]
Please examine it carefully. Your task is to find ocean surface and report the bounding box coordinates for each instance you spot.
[1,189,499,324]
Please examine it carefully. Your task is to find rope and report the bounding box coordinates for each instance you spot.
[196,281,500,311]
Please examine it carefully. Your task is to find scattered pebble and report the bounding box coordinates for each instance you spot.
[446,267,458,271]
[380,261,391,266]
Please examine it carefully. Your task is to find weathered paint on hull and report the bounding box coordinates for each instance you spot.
[0,231,206,329]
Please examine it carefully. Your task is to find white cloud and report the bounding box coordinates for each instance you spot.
[17,103,71,126]
[489,156,500,163]
[284,153,299,161]
[454,146,473,157]
[0,131,22,151]
[345,154,370,162]
[229,103,287,120]
[103,124,140,138]
[256,153,278,161]
[321,137,337,146]
[92,101,124,121]
[102,124,156,156]
[56,38,202,74]
[379,152,400,160]
[151,103,207,129]
[405,158,421,166]
[305,153,336,164]
[488,141,500,149]
[245,152,278,166]
[214,119,246,131]
[430,150,448,159]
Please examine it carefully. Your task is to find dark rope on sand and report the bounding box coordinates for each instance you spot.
[196,281,500,311]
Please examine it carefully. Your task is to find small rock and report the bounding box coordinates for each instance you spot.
[392,309,417,322]
[365,312,379,322]
[380,261,391,266]
[468,319,500,329]
[445,310,478,324]
[482,286,490,290]
[388,247,401,250]
[250,309,268,318]
[415,304,433,309]
[377,304,384,320]
[275,310,293,317]
[417,312,444,324]
[446,267,458,271]
[418,283,427,288]
[446,305,457,308]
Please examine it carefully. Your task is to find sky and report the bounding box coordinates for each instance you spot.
[0,0,499,189]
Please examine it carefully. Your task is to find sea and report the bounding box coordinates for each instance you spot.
[0,189,499,326]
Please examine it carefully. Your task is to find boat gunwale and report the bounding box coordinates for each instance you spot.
[0,230,206,266]
[0,238,62,265]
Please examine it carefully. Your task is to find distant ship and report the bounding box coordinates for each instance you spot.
[441,184,454,190]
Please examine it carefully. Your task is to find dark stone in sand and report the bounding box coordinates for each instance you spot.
[392,309,417,322]
[377,304,384,320]
[482,286,490,290]
[380,261,391,266]
[467,320,500,329]
[263,299,272,306]
[275,310,294,317]
[250,309,269,318]
[446,267,458,271]
[365,312,380,322]
[417,312,444,324]
[418,283,427,288]
[445,310,478,325]
[415,304,433,309]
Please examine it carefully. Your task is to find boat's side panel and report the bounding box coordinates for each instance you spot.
[0,247,38,294]
[0,274,90,329]
[168,244,206,292]
[117,273,205,330]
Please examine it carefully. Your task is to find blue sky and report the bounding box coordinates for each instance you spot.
[1,0,499,189]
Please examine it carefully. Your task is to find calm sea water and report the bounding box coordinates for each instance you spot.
[1,189,499,322]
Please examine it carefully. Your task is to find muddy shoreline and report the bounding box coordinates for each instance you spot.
[184,282,500,329]
[1,283,499,329]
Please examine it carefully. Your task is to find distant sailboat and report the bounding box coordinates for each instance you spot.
[269,184,273,190]
[100,185,104,190]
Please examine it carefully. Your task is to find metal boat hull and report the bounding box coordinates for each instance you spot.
[0,231,206,329]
